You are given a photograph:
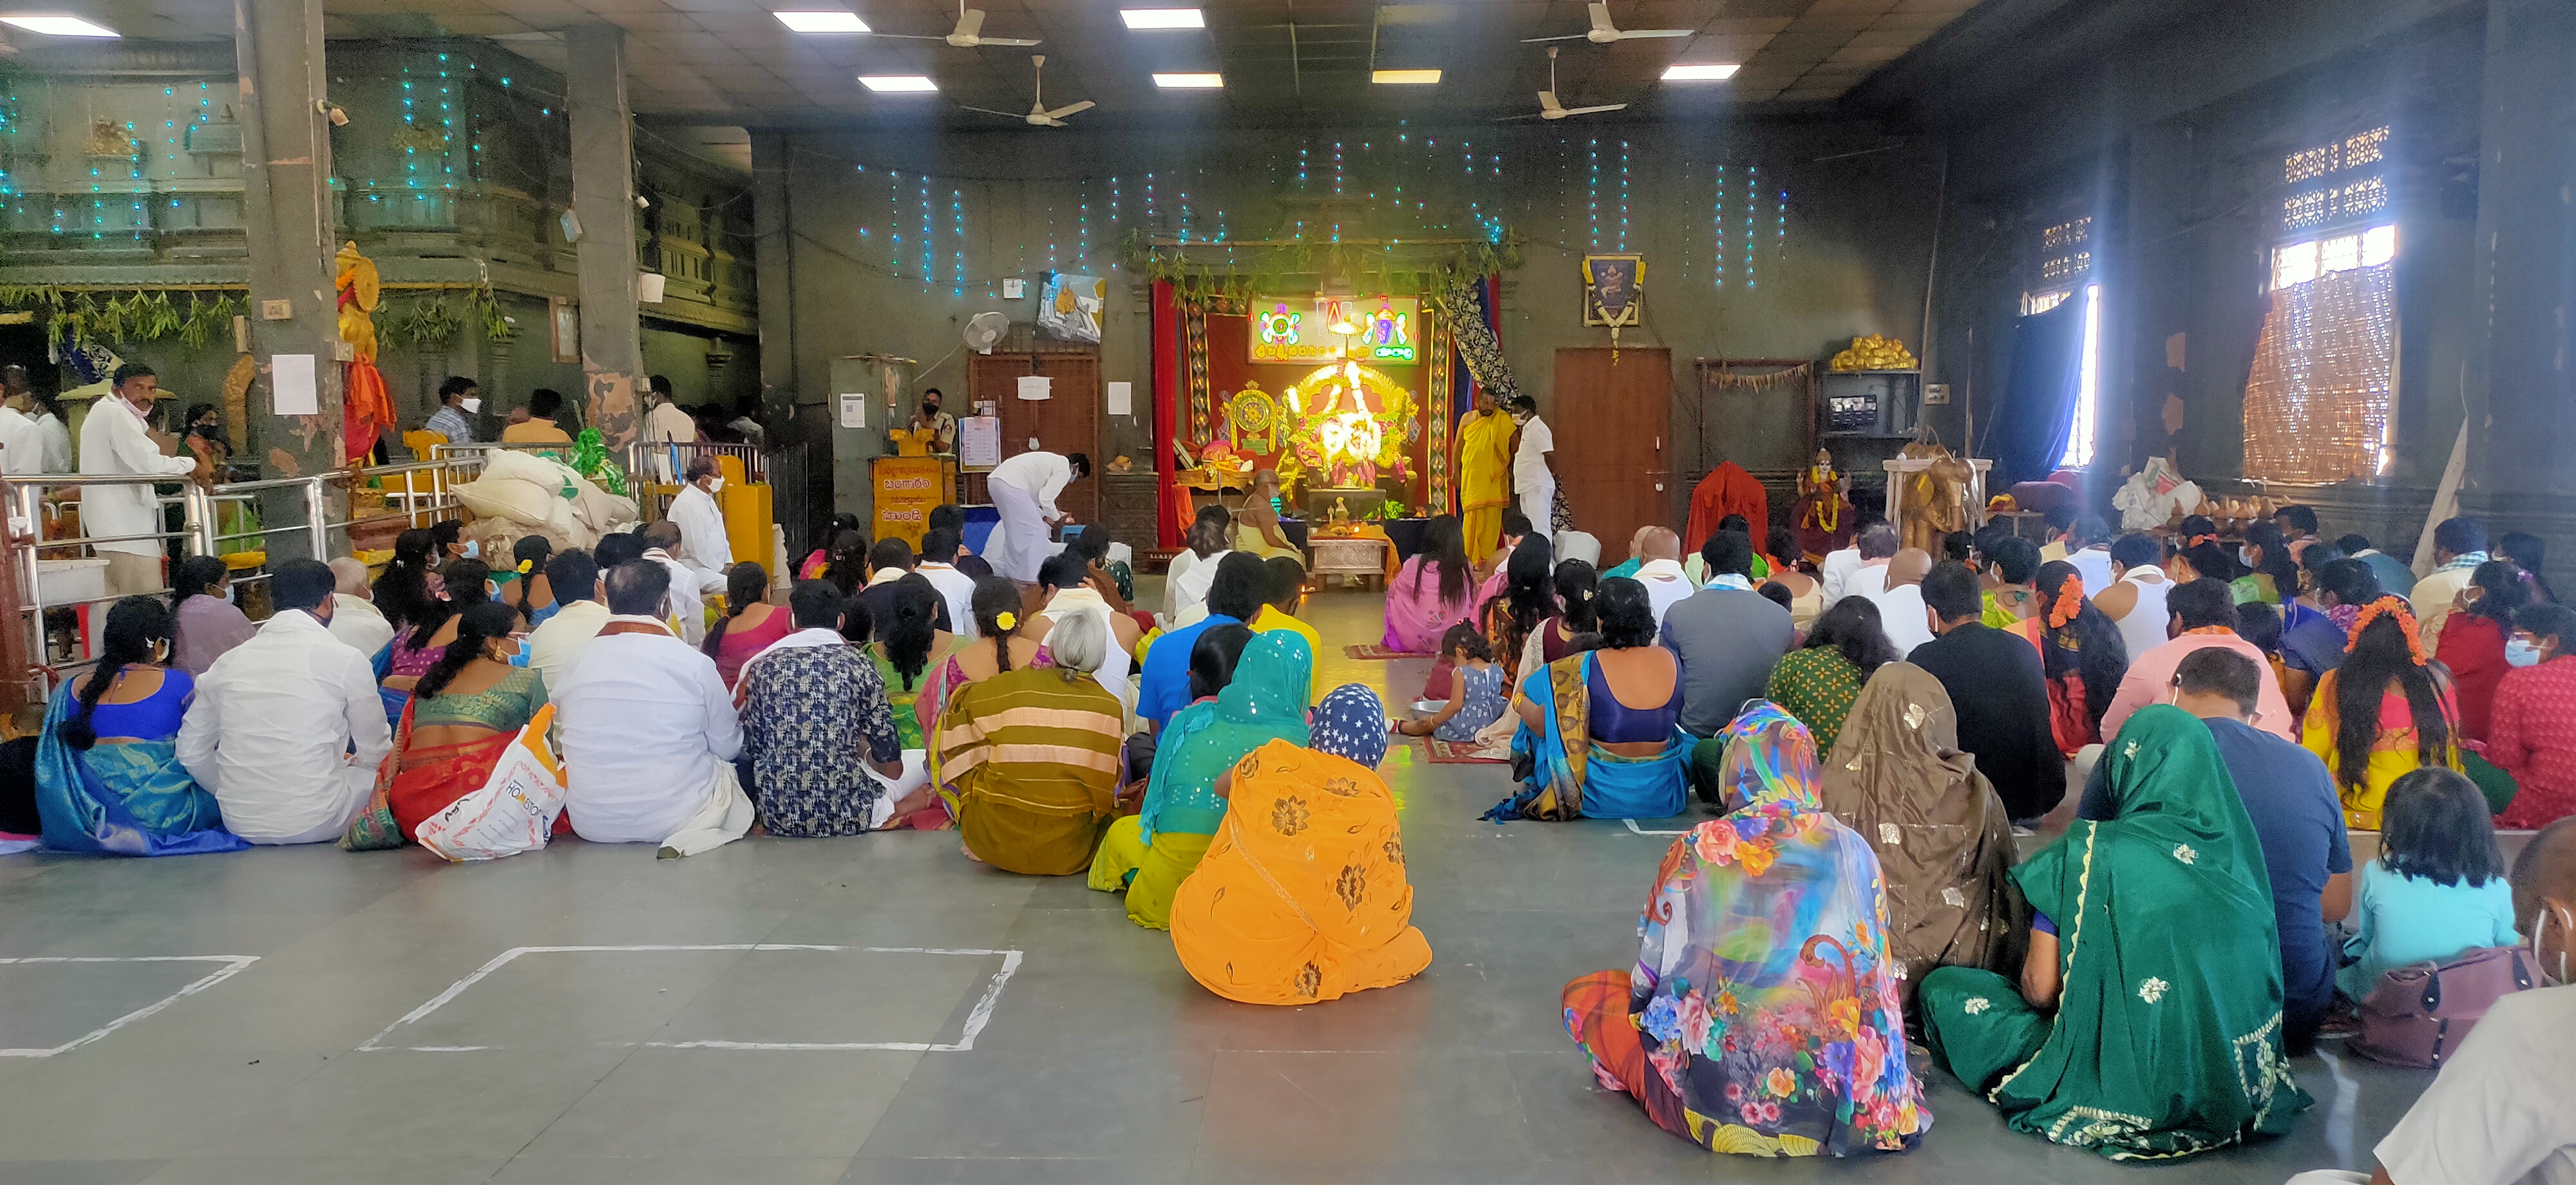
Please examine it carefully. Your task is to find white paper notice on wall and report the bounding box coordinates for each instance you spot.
[1015,374,1052,401]
[271,353,318,415]
[838,393,867,429]
[1106,380,1133,417]
[959,416,1002,468]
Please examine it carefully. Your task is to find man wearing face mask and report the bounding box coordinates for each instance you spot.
[667,455,734,596]
[909,388,957,455]
[424,376,480,444]
[2286,818,2576,1185]
[79,363,212,596]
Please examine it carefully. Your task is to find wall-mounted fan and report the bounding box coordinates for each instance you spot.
[963,311,1009,355]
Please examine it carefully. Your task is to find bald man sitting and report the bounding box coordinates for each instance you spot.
[325,556,395,659]
[1629,527,1693,626]
[1866,547,1937,656]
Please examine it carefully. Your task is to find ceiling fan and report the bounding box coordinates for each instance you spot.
[1502,47,1626,121]
[1522,1,1693,44]
[877,0,1039,47]
[960,55,1094,127]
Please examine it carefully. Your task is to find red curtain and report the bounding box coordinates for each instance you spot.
[1151,280,1183,549]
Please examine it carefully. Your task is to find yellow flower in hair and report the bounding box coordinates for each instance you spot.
[517,559,535,574]
[996,611,1017,631]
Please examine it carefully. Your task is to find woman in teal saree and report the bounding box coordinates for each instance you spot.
[1918,705,2311,1160]
[1089,627,1312,929]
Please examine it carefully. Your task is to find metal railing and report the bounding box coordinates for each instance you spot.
[7,437,800,695]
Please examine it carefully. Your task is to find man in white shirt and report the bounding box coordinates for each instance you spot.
[553,558,750,857]
[79,364,209,596]
[34,393,73,474]
[526,549,611,694]
[1863,548,1937,656]
[986,449,1089,584]
[1160,506,1234,630]
[1631,527,1694,627]
[323,557,395,659]
[914,525,981,641]
[638,521,706,645]
[643,375,696,483]
[1506,395,1557,533]
[1824,524,1898,609]
[176,560,392,844]
[2287,818,2576,1185]
[0,366,44,477]
[666,455,734,594]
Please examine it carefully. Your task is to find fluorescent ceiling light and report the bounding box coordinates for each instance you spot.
[858,75,938,92]
[1121,8,1204,30]
[0,14,118,35]
[1662,62,1739,81]
[1153,71,1223,88]
[1371,69,1441,84]
[773,10,867,32]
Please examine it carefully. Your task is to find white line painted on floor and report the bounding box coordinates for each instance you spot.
[358,943,1023,1053]
[0,955,260,1057]
[1622,819,1689,835]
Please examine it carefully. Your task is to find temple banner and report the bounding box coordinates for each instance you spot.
[1249,296,1419,365]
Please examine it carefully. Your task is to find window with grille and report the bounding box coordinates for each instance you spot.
[2244,125,2398,483]
[2025,215,2100,466]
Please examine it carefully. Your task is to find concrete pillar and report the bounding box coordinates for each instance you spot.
[750,129,797,426]
[232,0,347,505]
[2465,0,2576,497]
[566,25,645,447]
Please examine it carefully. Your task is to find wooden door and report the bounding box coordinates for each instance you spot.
[1551,347,1672,551]
[966,352,1101,525]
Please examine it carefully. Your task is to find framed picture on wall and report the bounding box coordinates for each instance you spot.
[1582,254,1645,328]
[549,297,580,364]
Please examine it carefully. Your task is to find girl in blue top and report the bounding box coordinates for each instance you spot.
[2337,766,2522,1000]
[1398,623,1508,743]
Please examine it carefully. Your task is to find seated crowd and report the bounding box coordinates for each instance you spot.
[8,490,2575,1179]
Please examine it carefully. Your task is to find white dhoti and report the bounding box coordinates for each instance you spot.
[988,478,1052,583]
[864,750,932,829]
[1518,477,1554,532]
[656,761,755,858]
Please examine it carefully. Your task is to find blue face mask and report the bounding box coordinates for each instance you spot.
[2506,638,2544,668]
[462,538,481,559]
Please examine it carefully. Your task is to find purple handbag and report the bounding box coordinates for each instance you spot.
[2352,945,2537,1068]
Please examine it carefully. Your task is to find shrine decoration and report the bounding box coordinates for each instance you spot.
[334,242,397,466]
[1274,359,1419,504]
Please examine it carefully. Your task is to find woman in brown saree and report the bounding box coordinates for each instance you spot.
[1815,662,2023,1009]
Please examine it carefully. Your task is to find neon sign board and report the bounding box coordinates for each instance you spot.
[1247,296,1419,365]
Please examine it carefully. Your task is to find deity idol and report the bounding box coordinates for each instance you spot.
[1795,448,1855,560]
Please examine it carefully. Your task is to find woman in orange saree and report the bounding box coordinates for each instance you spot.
[345,602,550,848]
[1171,684,1430,1004]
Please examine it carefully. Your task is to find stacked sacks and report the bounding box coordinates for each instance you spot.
[452,449,638,549]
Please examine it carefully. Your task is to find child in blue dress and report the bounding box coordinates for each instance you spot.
[2337,766,2522,1000]
[1398,623,1509,742]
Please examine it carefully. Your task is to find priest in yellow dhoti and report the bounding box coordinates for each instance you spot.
[1453,390,1516,560]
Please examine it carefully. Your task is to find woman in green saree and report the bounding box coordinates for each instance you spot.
[1918,705,2311,1161]
[1089,626,1312,929]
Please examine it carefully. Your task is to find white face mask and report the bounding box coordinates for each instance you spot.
[705,476,725,494]
[2535,905,2570,988]
[460,397,482,415]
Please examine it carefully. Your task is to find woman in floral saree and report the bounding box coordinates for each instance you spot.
[1561,703,1928,1157]
[1089,629,1312,929]
[1918,706,2311,1161]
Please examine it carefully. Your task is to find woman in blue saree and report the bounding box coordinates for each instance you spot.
[34,596,245,855]
[1487,576,1692,821]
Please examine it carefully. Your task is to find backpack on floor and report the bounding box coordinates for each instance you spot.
[2352,944,2537,1068]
